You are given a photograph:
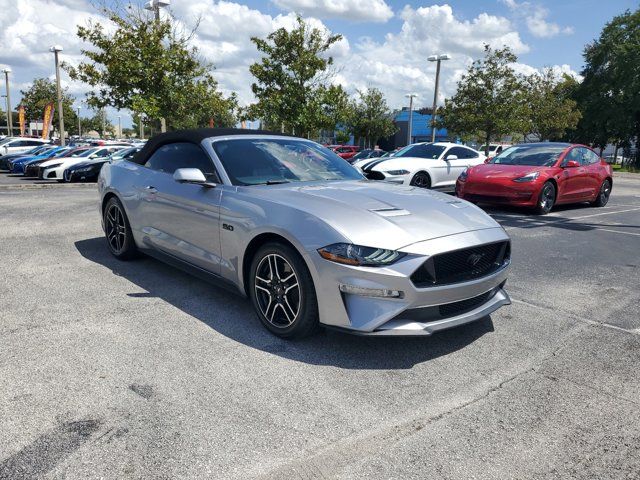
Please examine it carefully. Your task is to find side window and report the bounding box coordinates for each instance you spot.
[145,142,219,181]
[447,147,471,159]
[584,149,600,165]
[563,147,582,165]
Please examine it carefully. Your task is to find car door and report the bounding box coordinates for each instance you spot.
[583,148,604,196]
[444,146,479,187]
[137,142,223,274]
[558,147,589,201]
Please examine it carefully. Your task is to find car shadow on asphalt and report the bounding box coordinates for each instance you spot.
[75,237,495,370]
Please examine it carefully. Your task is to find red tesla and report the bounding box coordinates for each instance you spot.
[456,143,613,214]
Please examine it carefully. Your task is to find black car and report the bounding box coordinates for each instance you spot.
[348,149,386,163]
[63,147,141,182]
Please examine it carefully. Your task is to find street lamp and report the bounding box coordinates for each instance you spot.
[404,93,418,146]
[49,45,65,145]
[145,0,170,133]
[145,0,170,21]
[76,105,81,137]
[2,67,12,136]
[139,114,145,140]
[428,53,450,142]
[118,115,122,138]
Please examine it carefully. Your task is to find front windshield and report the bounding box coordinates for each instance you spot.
[490,145,567,167]
[212,138,363,186]
[394,143,446,159]
[77,148,99,157]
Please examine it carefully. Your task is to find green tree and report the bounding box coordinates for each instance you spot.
[571,8,640,164]
[522,69,582,141]
[66,7,235,131]
[19,78,77,135]
[348,88,396,148]
[248,16,343,136]
[439,45,524,155]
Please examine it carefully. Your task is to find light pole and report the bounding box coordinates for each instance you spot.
[428,53,450,142]
[139,114,145,140]
[2,68,12,136]
[76,105,81,137]
[50,45,65,145]
[118,115,122,138]
[145,0,170,132]
[404,93,418,146]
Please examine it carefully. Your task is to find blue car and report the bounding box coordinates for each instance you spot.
[0,145,54,170]
[10,147,71,174]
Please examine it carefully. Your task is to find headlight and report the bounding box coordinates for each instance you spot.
[513,171,540,182]
[385,169,409,176]
[458,168,469,182]
[46,163,62,169]
[318,243,406,266]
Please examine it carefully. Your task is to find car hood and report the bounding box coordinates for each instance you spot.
[470,164,550,180]
[369,156,429,172]
[244,180,501,250]
[70,160,107,170]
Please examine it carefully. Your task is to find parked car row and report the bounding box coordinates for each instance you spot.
[0,136,142,182]
[353,140,613,215]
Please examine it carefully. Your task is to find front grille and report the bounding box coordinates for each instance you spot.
[438,291,492,317]
[25,165,38,177]
[365,171,385,180]
[411,241,510,287]
[37,166,45,179]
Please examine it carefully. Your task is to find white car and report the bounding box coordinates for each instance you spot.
[39,146,127,180]
[358,142,485,191]
[0,137,49,156]
[479,143,512,157]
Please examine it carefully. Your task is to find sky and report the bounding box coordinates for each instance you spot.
[0,0,636,128]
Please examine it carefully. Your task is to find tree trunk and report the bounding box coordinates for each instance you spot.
[613,143,619,165]
[484,132,491,157]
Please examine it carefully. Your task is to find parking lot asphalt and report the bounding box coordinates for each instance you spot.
[1,175,639,479]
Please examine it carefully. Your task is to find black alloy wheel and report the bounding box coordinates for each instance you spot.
[104,197,137,260]
[249,242,319,338]
[592,179,611,207]
[536,181,556,215]
[410,172,431,189]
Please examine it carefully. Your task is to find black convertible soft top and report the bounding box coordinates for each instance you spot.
[131,128,290,165]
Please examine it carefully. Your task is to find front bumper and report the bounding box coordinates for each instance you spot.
[456,179,539,206]
[308,227,511,336]
[41,166,63,180]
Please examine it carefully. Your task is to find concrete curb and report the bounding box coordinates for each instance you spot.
[0,182,96,190]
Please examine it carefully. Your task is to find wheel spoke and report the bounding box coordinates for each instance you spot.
[283,296,297,322]
[279,303,293,324]
[270,255,280,280]
[255,275,271,285]
[255,284,271,295]
[284,282,298,293]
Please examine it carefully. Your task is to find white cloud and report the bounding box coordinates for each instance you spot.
[0,0,577,126]
[272,0,393,23]
[500,0,573,38]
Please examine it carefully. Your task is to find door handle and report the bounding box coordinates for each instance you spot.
[145,186,158,193]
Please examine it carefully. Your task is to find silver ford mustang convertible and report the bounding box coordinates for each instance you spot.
[98,129,511,338]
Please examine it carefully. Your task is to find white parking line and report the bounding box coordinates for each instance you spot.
[597,228,640,237]
[565,207,640,220]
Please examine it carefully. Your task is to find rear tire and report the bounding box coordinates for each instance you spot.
[591,179,611,207]
[410,171,431,189]
[249,242,319,339]
[103,196,138,260]
[535,181,556,215]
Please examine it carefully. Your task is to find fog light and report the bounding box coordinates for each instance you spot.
[339,284,403,298]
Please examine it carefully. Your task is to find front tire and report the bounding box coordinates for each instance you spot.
[249,242,319,339]
[103,196,138,260]
[591,179,611,207]
[410,171,431,189]
[535,181,556,215]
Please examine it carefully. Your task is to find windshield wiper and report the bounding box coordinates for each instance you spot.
[265,179,290,185]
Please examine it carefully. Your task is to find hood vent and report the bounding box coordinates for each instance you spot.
[370,207,411,217]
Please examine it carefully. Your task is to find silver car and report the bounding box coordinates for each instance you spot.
[98,129,511,338]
